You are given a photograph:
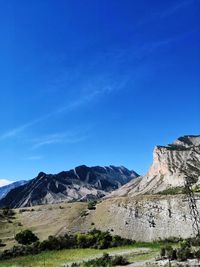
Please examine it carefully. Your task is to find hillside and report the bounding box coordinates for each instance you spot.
[0,193,198,248]
[1,135,200,247]
[0,165,138,208]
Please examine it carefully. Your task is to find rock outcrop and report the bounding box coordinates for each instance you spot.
[0,165,138,208]
[74,195,198,241]
[14,194,199,242]
[110,135,200,197]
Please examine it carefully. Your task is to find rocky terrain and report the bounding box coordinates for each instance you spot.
[70,194,199,241]
[0,194,198,244]
[110,135,200,197]
[1,135,200,244]
[0,165,138,208]
[0,180,27,200]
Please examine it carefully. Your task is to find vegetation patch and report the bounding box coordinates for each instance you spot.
[157,187,184,195]
[159,238,200,262]
[0,229,134,261]
[67,253,129,267]
[87,201,97,210]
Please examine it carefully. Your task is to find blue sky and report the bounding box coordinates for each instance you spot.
[0,0,199,181]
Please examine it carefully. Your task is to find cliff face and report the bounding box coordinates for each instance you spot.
[4,194,198,242]
[110,135,200,197]
[74,195,197,241]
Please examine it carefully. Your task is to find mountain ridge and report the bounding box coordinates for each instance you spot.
[0,165,138,208]
[0,180,27,200]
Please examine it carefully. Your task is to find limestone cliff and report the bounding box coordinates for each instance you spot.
[110,135,200,197]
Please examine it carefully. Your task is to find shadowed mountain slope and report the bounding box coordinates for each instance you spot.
[0,165,138,208]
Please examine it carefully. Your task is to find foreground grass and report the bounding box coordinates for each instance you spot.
[0,246,137,267]
[0,244,160,267]
[127,250,158,262]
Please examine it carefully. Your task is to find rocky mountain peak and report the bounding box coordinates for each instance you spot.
[109,135,200,198]
[173,135,200,148]
[0,165,138,208]
[37,172,46,179]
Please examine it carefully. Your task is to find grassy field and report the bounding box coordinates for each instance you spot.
[0,244,160,267]
[0,202,88,251]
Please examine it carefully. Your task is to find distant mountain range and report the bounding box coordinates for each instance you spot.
[0,180,27,200]
[0,165,138,208]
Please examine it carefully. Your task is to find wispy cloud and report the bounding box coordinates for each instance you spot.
[26,155,43,160]
[0,2,191,143]
[31,131,88,150]
[159,0,194,18]
[0,86,111,141]
[137,0,194,26]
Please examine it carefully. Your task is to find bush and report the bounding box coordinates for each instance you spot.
[176,247,192,261]
[82,253,129,267]
[2,208,15,217]
[80,210,88,217]
[160,245,176,260]
[111,255,129,265]
[176,242,193,261]
[160,247,166,257]
[76,233,95,248]
[195,249,200,262]
[0,239,5,248]
[165,245,175,260]
[187,237,200,246]
[15,230,39,245]
[87,201,97,210]
[0,229,134,261]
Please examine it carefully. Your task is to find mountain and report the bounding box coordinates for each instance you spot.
[110,135,200,197]
[0,179,13,187]
[0,180,27,200]
[0,165,138,208]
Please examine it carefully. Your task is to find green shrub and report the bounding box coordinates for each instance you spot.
[82,253,129,267]
[111,255,129,265]
[0,239,5,248]
[160,245,176,260]
[0,229,134,261]
[157,187,183,195]
[15,230,39,245]
[2,207,15,217]
[87,201,97,210]
[165,245,174,260]
[80,210,88,217]
[76,233,95,248]
[187,237,200,246]
[160,247,166,257]
[195,249,200,261]
[176,244,192,261]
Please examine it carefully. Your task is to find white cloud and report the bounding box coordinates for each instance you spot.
[0,179,13,187]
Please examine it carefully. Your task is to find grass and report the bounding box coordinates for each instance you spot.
[0,212,23,251]
[0,202,88,251]
[0,244,160,267]
[127,250,158,263]
[157,187,184,195]
[131,241,162,250]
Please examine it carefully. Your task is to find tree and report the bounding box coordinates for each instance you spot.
[87,201,97,210]
[15,230,39,245]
